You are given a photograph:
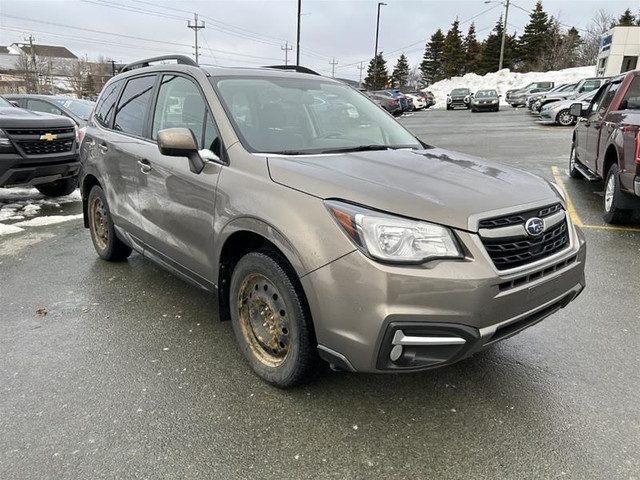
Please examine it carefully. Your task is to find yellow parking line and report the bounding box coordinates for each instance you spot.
[551,166,584,227]
[551,166,640,232]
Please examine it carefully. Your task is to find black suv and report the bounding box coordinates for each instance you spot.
[0,95,79,196]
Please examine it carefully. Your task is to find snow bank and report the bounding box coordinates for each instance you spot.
[14,214,83,227]
[423,65,596,108]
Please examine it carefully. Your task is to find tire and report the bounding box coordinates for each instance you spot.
[602,164,633,224]
[568,143,582,179]
[35,177,78,197]
[556,109,575,126]
[230,251,318,388]
[87,185,132,261]
[494,107,500,112]
[446,105,451,111]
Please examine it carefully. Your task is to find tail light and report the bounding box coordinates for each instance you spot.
[77,126,87,145]
[636,130,640,165]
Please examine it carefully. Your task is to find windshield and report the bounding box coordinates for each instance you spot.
[0,96,14,108]
[559,83,577,92]
[451,88,469,95]
[56,98,95,120]
[213,77,422,154]
[475,90,497,97]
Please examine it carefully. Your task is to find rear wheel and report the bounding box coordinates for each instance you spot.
[603,164,633,224]
[35,177,77,197]
[556,109,575,126]
[230,251,317,388]
[88,186,132,261]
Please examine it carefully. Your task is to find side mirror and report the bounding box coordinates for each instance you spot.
[157,127,206,174]
[569,102,584,118]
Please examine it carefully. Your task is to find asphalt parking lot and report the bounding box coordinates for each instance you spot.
[1,108,638,480]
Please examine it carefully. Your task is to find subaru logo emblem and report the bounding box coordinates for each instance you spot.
[525,217,545,237]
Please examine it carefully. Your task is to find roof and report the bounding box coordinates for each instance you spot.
[10,43,77,59]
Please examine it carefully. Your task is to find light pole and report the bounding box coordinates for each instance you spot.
[485,0,510,70]
[373,2,386,88]
[296,0,301,66]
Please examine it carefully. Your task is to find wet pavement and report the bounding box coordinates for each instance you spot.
[1,109,638,479]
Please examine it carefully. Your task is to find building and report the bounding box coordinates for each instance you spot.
[596,26,640,77]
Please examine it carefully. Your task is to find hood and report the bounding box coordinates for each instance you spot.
[267,148,558,231]
[0,107,75,129]
[544,92,574,101]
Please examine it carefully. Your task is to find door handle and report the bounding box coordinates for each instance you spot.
[137,159,152,174]
[98,142,108,153]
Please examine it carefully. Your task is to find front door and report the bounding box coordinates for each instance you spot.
[136,74,223,285]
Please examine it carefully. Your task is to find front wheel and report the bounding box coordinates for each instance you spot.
[603,164,633,224]
[556,109,575,126]
[568,144,582,179]
[35,177,78,197]
[87,186,132,261]
[230,251,317,388]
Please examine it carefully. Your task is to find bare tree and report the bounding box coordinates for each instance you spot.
[12,53,48,94]
[579,9,615,65]
[541,17,582,70]
[406,65,422,90]
[62,58,89,98]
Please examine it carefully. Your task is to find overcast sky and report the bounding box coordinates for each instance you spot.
[0,0,634,80]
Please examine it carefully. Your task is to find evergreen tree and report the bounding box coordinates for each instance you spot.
[364,52,389,90]
[391,54,410,89]
[617,8,635,26]
[463,22,483,74]
[478,16,514,74]
[441,19,465,79]
[419,29,445,86]
[517,1,553,71]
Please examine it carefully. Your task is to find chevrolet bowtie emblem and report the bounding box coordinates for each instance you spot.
[40,133,57,141]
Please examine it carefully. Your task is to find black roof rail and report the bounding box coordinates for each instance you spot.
[121,55,198,73]
[262,65,320,75]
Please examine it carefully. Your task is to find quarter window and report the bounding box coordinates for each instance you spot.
[620,77,640,110]
[152,75,220,153]
[113,75,156,137]
[94,79,123,128]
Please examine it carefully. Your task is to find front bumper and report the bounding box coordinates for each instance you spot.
[0,152,80,187]
[472,102,499,110]
[303,221,586,373]
[537,109,558,124]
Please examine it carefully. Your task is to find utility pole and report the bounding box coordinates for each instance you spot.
[329,58,338,78]
[108,60,117,76]
[26,35,40,94]
[187,13,205,64]
[357,62,365,87]
[373,2,386,89]
[281,41,293,66]
[498,0,510,71]
[296,0,301,66]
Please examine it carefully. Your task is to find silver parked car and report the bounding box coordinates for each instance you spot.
[538,90,597,126]
[80,55,586,387]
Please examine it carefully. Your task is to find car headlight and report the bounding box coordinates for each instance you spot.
[464,96,470,103]
[0,129,11,146]
[446,97,452,103]
[491,99,498,104]
[326,200,462,264]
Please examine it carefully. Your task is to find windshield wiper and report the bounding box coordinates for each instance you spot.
[318,145,389,154]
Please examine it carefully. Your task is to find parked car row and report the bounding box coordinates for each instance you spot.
[445,88,500,112]
[364,89,435,116]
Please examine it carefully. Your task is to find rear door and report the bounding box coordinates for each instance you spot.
[583,82,621,169]
[136,73,223,285]
[103,74,158,244]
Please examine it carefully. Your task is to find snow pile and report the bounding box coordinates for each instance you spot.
[423,65,596,108]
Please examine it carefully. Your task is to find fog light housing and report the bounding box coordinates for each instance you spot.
[390,345,403,362]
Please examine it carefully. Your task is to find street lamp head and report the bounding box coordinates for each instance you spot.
[379,2,387,6]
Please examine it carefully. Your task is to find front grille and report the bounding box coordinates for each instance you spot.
[18,139,74,155]
[5,127,76,157]
[4,127,75,136]
[479,203,569,271]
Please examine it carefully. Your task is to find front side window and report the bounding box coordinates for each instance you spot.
[594,82,621,115]
[581,80,601,93]
[113,75,156,137]
[94,79,124,128]
[213,77,421,154]
[152,75,219,153]
[28,99,63,116]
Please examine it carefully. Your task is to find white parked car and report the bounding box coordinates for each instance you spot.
[405,94,426,111]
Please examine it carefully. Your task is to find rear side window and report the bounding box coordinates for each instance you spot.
[94,79,124,128]
[581,80,601,93]
[113,75,156,137]
[620,77,640,110]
